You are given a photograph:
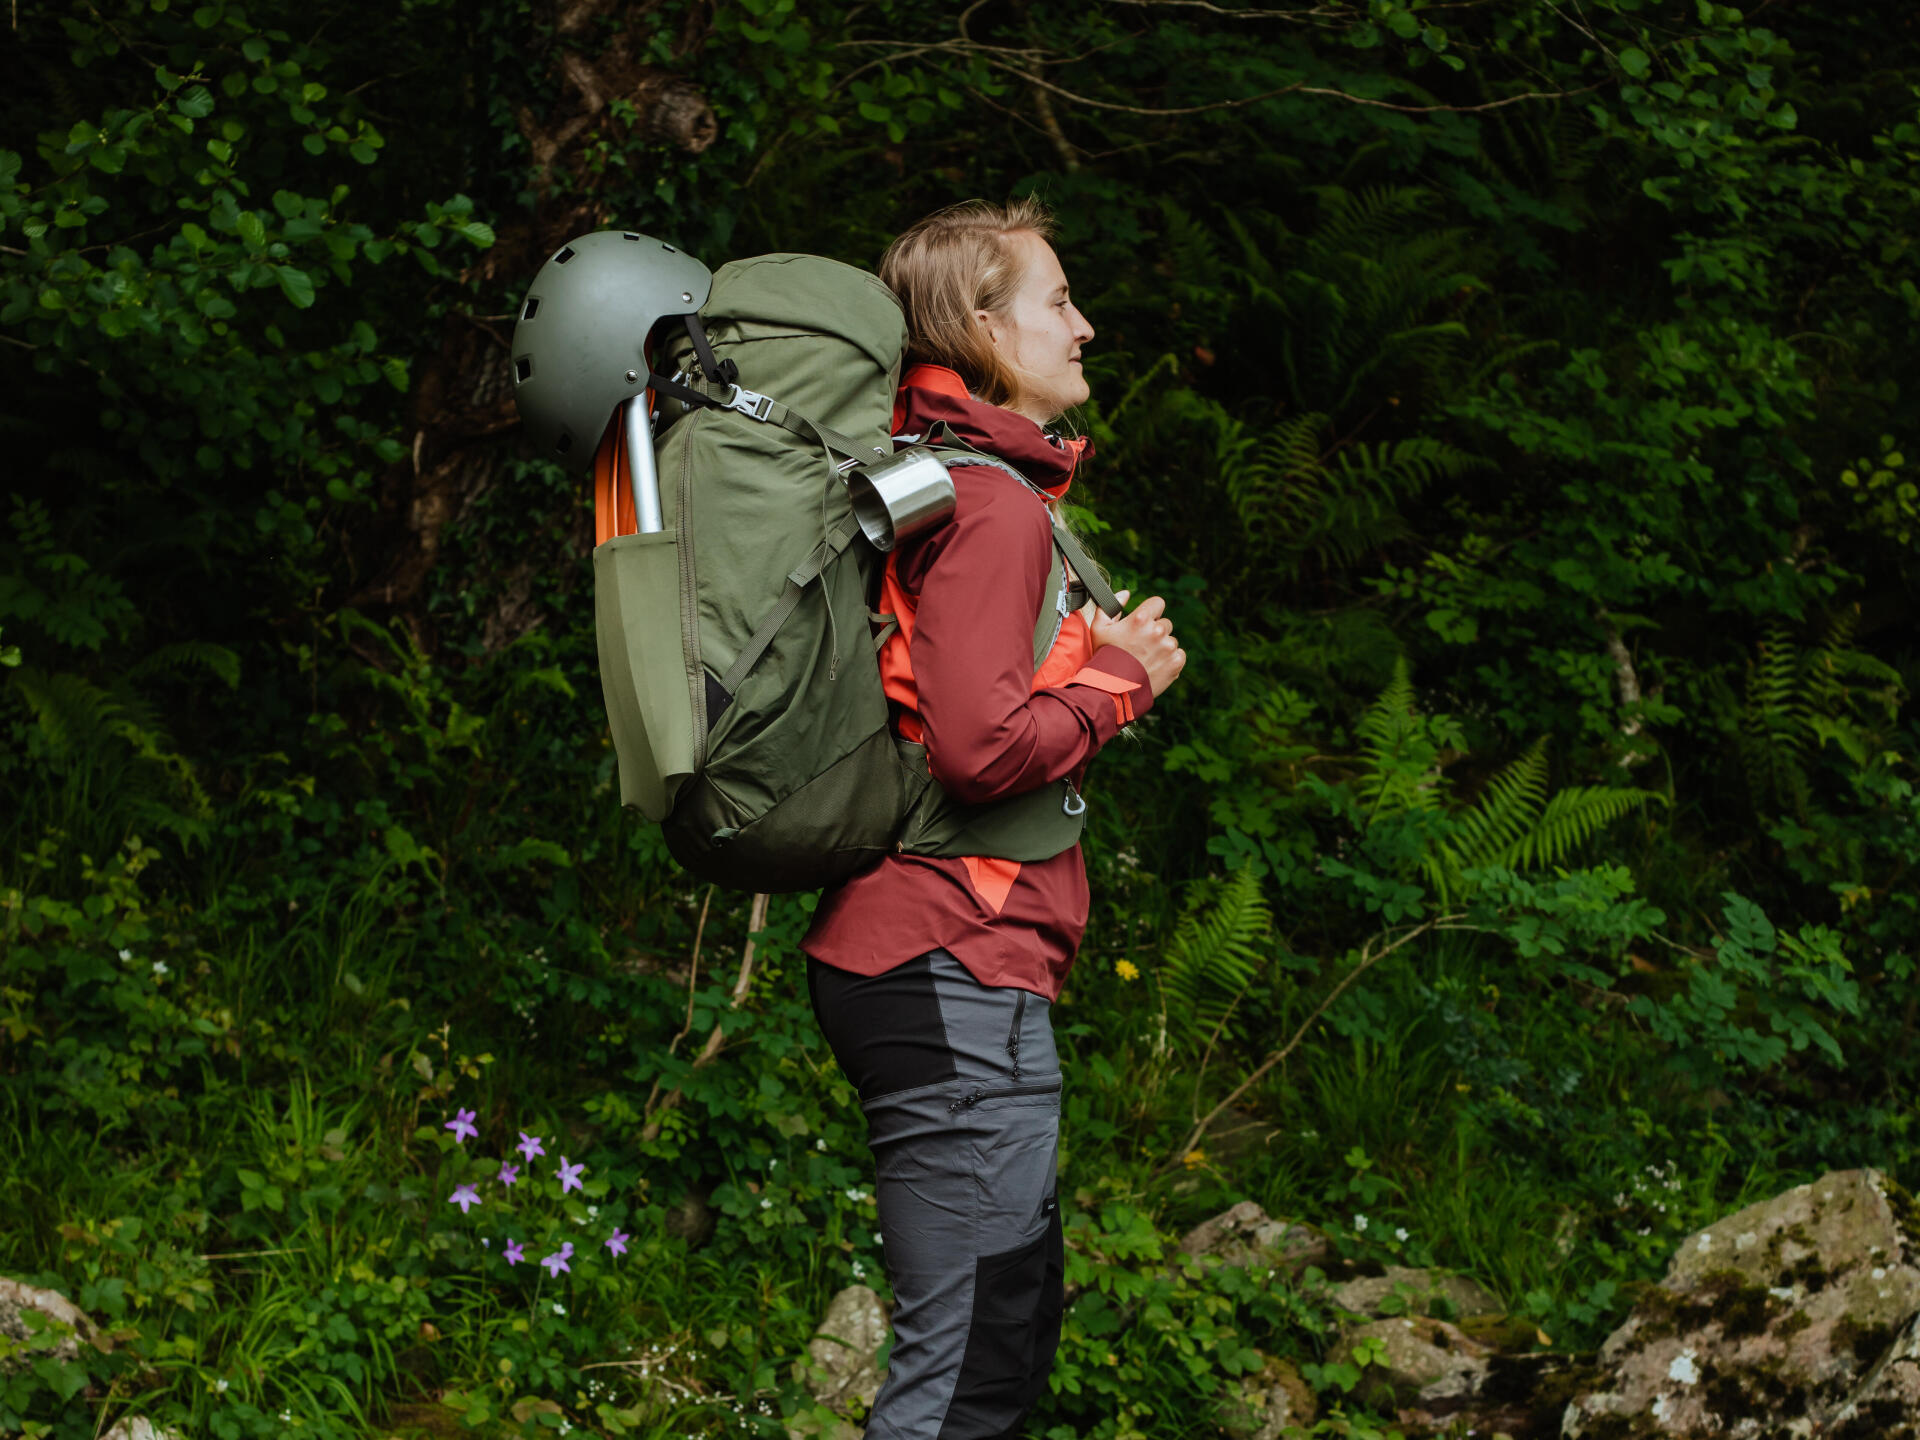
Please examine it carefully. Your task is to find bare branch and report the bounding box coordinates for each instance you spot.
[1030,82,1082,170]
[1006,56,1611,115]
[641,892,769,1143]
[1155,914,1458,1177]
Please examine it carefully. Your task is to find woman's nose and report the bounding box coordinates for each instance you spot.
[1071,304,1094,343]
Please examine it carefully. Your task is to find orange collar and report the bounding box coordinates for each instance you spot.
[900,363,971,400]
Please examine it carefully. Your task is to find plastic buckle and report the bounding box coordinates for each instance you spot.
[724,385,775,422]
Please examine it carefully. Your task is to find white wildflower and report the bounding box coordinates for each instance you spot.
[1395,1227,1409,1242]
[1353,1214,1369,1233]
[118,948,133,961]
[215,1379,230,1393]
[152,960,170,977]
[760,1197,772,1210]
[552,1302,566,1315]
[816,1138,827,1151]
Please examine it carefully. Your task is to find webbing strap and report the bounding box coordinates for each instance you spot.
[716,513,864,696]
[1043,512,1122,619]
[925,439,1124,619]
[681,314,735,386]
[680,377,892,472]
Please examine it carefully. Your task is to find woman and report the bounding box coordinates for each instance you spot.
[803,198,1186,1439]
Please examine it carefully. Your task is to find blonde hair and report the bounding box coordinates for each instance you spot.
[879,196,1056,410]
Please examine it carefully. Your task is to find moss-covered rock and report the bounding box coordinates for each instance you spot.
[1564,1168,1920,1437]
[1216,1352,1317,1440]
[1329,1314,1493,1411]
[1174,1200,1332,1277]
[1329,1265,1503,1322]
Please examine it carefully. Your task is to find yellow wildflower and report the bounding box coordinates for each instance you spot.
[1183,1149,1206,1170]
[1114,959,1140,982]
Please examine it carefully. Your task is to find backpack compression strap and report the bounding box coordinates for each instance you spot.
[668,375,894,472]
[916,426,1125,620]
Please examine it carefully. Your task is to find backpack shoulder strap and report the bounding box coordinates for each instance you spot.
[920,424,1123,621]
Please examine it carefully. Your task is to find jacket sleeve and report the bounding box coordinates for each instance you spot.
[906,478,1154,806]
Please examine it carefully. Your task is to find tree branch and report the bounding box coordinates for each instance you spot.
[640,892,769,1143]
[1155,914,1457,1177]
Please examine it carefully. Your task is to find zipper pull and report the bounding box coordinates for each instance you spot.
[948,1088,983,1114]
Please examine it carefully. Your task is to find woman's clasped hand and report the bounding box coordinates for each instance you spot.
[1089,588,1186,698]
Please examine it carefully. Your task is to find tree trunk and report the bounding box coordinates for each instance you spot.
[349,0,716,650]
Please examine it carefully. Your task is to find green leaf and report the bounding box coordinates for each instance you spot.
[454,220,495,248]
[276,266,315,309]
[242,36,270,61]
[177,85,215,118]
[1619,47,1651,78]
[237,210,266,249]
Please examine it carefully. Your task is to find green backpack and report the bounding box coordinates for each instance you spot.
[592,252,1119,893]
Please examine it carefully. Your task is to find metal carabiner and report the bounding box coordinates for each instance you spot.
[1062,779,1087,817]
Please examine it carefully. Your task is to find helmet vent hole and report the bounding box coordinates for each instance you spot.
[515,356,533,383]
[520,297,539,321]
[555,431,573,454]
[623,232,639,241]
[553,246,575,265]
[663,244,677,253]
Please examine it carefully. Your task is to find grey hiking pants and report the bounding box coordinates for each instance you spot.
[807,949,1065,1440]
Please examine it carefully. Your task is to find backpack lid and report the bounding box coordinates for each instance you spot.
[700,253,906,376]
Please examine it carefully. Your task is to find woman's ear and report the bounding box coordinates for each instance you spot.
[973,308,1002,351]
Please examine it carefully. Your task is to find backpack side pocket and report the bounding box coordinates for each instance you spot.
[594,530,697,820]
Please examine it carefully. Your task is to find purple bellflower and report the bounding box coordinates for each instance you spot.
[555,1158,585,1194]
[445,1108,479,1143]
[516,1132,545,1163]
[449,1184,482,1214]
[498,1161,519,1186]
[605,1229,630,1257]
[541,1242,575,1276]
[503,1238,525,1266]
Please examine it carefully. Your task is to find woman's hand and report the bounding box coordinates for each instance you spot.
[1088,589,1186,698]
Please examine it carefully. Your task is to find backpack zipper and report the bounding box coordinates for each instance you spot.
[948,1076,1061,1113]
[1006,989,1028,1081]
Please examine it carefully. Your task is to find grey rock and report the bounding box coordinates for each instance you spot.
[1331,1314,1493,1411]
[1563,1167,1920,1437]
[1177,1201,1332,1277]
[0,1277,94,1372]
[1826,1308,1920,1437]
[662,1189,715,1249]
[789,1284,890,1439]
[1217,1353,1317,1440]
[1329,1266,1503,1321]
[101,1420,184,1440]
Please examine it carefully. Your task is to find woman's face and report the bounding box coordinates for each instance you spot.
[977,230,1095,426]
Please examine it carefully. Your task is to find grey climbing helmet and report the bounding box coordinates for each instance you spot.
[510,230,719,468]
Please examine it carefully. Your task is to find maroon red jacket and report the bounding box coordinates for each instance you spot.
[801,366,1151,1000]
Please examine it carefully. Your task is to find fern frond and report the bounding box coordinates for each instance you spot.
[125,641,241,690]
[1445,737,1551,870]
[1494,785,1663,870]
[1354,656,1445,819]
[1159,867,1272,1050]
[9,666,120,759]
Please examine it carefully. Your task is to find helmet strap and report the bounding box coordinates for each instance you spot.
[681,313,737,386]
